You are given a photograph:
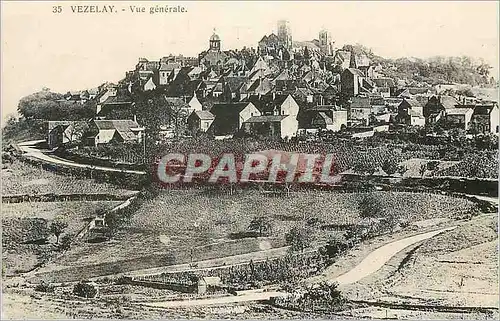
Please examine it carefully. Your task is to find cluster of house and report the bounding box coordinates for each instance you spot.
[47,20,499,148]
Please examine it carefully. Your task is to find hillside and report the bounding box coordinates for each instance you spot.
[346,44,496,87]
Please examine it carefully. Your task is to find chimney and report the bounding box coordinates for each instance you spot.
[133,114,137,123]
[273,92,276,100]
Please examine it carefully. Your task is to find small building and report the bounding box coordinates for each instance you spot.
[163,96,191,113]
[300,105,347,132]
[445,108,474,131]
[209,102,260,137]
[247,94,300,118]
[246,78,273,96]
[143,77,157,91]
[96,87,133,117]
[397,98,425,126]
[187,94,203,112]
[423,95,459,124]
[242,114,298,139]
[197,276,221,294]
[470,103,499,134]
[187,110,215,133]
[47,121,88,149]
[223,76,248,101]
[341,68,374,97]
[86,119,144,146]
[349,96,372,124]
[371,78,396,97]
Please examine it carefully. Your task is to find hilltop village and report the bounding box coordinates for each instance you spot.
[34,20,498,149]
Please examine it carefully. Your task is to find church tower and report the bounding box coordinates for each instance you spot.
[319,28,332,56]
[277,20,292,50]
[209,29,221,52]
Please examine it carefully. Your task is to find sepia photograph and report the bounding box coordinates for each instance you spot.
[1,1,499,319]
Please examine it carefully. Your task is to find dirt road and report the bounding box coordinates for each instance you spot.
[334,226,457,286]
[141,226,457,308]
[17,140,146,175]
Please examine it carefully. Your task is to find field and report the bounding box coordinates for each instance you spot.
[387,214,498,307]
[2,201,123,275]
[147,138,498,179]
[29,189,480,283]
[327,213,498,318]
[2,160,137,196]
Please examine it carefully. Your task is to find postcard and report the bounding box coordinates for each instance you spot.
[1,1,498,319]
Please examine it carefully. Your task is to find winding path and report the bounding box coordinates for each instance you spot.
[17,140,146,175]
[333,226,457,286]
[141,226,457,308]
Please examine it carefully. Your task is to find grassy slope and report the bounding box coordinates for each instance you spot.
[387,214,499,307]
[2,201,122,275]
[30,190,479,282]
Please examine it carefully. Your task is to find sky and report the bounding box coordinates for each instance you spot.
[1,1,499,125]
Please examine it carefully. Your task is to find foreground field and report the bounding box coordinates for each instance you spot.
[335,214,498,312]
[3,214,497,319]
[2,201,123,275]
[387,214,498,308]
[2,160,136,196]
[29,189,479,283]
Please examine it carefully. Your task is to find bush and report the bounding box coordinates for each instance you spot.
[34,281,54,293]
[322,238,351,259]
[58,234,73,251]
[73,281,98,298]
[273,281,345,312]
[285,226,315,252]
[357,193,384,218]
[248,216,273,236]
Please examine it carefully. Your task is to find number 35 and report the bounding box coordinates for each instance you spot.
[52,6,62,13]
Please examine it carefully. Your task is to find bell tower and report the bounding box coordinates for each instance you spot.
[209,28,221,52]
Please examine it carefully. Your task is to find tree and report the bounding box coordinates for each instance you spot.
[17,90,95,121]
[397,164,407,176]
[285,226,314,252]
[352,161,377,176]
[248,216,272,236]
[426,160,440,172]
[73,281,98,298]
[477,63,491,77]
[448,128,467,147]
[66,121,90,145]
[381,158,398,176]
[323,238,350,259]
[357,193,384,218]
[306,282,344,312]
[58,233,73,251]
[35,281,55,293]
[17,91,63,120]
[49,220,68,244]
[104,211,121,238]
[419,163,427,177]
